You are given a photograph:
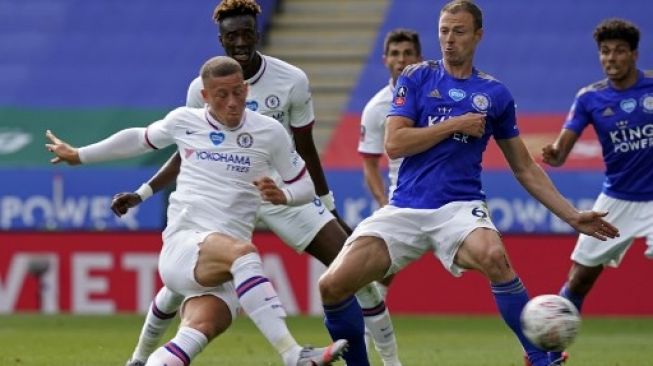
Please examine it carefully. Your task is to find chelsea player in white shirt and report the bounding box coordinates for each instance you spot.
[542,18,653,365]
[358,28,423,208]
[110,1,400,365]
[318,2,619,366]
[45,56,347,366]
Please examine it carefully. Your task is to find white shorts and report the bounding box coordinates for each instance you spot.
[347,201,498,277]
[158,229,240,319]
[257,197,335,252]
[572,193,653,267]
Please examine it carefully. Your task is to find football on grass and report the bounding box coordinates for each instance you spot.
[520,294,581,351]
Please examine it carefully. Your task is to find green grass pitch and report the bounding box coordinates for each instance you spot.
[1,315,651,365]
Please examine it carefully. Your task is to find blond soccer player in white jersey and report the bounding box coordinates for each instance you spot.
[111,1,402,366]
[45,56,347,366]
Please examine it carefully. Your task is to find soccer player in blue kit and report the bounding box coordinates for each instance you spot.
[317,1,620,366]
[542,18,653,365]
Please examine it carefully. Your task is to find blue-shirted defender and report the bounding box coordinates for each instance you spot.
[318,2,620,366]
[542,17,653,365]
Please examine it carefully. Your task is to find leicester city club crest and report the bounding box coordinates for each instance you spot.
[640,94,653,113]
[471,93,491,112]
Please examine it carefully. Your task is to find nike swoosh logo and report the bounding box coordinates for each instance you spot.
[185,130,197,135]
[264,296,278,301]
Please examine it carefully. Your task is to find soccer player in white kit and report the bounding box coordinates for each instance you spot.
[541,18,653,365]
[358,29,422,208]
[110,1,400,366]
[45,56,347,366]
[357,28,422,319]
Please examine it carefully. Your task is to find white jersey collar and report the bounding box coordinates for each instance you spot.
[204,107,247,131]
[246,52,267,86]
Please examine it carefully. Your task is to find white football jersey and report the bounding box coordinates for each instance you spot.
[357,82,403,199]
[145,107,306,241]
[187,53,315,134]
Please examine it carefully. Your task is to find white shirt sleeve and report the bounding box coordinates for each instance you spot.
[288,70,316,129]
[77,108,180,164]
[357,100,386,155]
[78,128,152,164]
[186,77,205,108]
[269,125,314,205]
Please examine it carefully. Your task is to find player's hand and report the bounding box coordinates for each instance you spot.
[45,130,81,165]
[454,113,486,138]
[111,192,142,217]
[254,177,286,205]
[568,210,619,241]
[542,143,564,167]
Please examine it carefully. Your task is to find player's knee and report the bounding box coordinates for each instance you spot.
[318,272,349,304]
[232,241,257,258]
[479,245,510,277]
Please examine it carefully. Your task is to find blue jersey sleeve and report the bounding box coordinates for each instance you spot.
[387,68,420,122]
[492,89,519,140]
[563,92,591,134]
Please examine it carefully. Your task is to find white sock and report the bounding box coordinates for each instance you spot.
[145,326,207,366]
[376,281,389,299]
[231,253,301,364]
[357,284,402,366]
[132,287,184,362]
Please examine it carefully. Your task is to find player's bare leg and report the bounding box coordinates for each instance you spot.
[195,233,346,366]
[319,235,393,366]
[307,221,402,365]
[455,228,548,366]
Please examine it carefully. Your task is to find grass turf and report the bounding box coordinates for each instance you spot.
[0,315,651,365]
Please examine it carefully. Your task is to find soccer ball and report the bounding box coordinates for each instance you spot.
[520,294,581,351]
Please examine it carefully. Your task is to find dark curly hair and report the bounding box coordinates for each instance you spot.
[213,0,261,23]
[593,18,640,51]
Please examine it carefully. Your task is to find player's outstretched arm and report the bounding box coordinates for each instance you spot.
[497,136,619,241]
[542,129,579,167]
[47,127,155,165]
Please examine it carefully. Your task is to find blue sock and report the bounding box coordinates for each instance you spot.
[492,277,548,366]
[559,283,584,312]
[323,296,370,366]
[548,283,585,364]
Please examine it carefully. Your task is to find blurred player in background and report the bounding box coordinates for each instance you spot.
[45,56,347,366]
[111,1,401,365]
[542,18,653,365]
[358,28,422,209]
[317,2,620,366]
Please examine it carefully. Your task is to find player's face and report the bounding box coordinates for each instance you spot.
[202,73,249,128]
[384,41,422,82]
[598,39,638,84]
[438,11,482,67]
[219,15,260,69]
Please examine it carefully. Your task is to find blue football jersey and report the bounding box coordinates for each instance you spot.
[388,60,519,209]
[564,70,653,201]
